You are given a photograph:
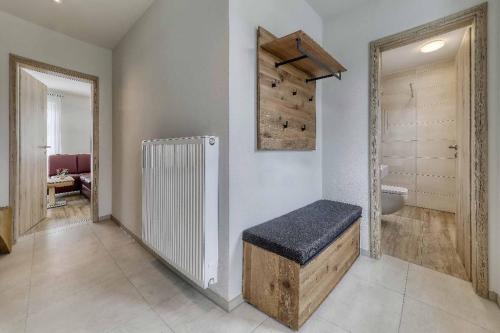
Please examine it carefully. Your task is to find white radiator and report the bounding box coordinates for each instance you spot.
[142,136,218,288]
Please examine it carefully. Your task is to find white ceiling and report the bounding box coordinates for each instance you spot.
[24,69,91,96]
[306,0,371,19]
[382,27,468,75]
[0,0,154,48]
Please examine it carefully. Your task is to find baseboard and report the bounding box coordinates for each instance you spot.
[489,291,500,308]
[98,215,111,222]
[109,215,240,312]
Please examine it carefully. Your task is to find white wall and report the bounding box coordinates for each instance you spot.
[321,0,500,293]
[60,93,92,155]
[0,11,113,217]
[112,0,230,299]
[228,0,323,300]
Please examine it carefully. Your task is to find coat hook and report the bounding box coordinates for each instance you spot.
[301,124,306,131]
[283,121,289,129]
[292,90,297,96]
[309,96,314,102]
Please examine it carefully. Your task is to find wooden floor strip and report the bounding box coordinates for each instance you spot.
[382,205,468,280]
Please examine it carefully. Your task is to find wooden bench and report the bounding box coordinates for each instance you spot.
[242,200,361,330]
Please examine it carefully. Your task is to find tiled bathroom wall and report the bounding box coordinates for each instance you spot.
[381,61,457,212]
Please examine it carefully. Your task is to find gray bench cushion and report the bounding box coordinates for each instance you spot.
[242,200,362,265]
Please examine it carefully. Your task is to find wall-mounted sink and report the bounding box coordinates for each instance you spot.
[380,164,389,179]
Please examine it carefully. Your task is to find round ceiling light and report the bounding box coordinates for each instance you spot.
[53,0,62,3]
[420,40,445,53]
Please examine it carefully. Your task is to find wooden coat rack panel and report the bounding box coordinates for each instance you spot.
[257,27,316,150]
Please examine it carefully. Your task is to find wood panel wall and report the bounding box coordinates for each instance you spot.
[257,27,316,150]
[381,61,457,212]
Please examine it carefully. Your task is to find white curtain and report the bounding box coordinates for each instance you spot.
[47,94,62,156]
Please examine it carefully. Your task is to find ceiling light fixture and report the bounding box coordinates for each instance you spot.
[420,40,445,53]
[53,0,62,3]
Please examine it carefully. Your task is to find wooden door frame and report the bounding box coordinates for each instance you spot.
[368,3,488,296]
[9,54,100,241]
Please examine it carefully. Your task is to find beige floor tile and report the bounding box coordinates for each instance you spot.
[406,264,500,332]
[0,257,32,294]
[316,273,404,333]
[25,276,150,333]
[349,254,409,293]
[154,287,226,333]
[107,241,157,277]
[5,208,500,333]
[0,318,25,333]
[33,224,98,255]
[199,302,268,333]
[28,252,123,315]
[400,297,493,333]
[92,220,136,251]
[0,233,33,264]
[104,309,174,333]
[0,234,34,293]
[0,283,29,333]
[253,315,348,333]
[127,259,191,307]
[31,238,108,275]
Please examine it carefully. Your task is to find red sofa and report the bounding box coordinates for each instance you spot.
[48,154,92,200]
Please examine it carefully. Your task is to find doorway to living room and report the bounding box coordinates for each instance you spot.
[9,55,99,240]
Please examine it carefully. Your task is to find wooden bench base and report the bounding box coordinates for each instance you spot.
[243,220,360,330]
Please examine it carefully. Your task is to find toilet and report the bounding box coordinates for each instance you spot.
[381,185,408,215]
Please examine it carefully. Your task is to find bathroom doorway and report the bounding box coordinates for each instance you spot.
[380,26,471,280]
[368,4,488,297]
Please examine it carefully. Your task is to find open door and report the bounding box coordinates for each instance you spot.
[455,27,472,279]
[17,69,48,234]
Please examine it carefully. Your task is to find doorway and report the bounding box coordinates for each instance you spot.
[368,4,488,297]
[9,55,99,240]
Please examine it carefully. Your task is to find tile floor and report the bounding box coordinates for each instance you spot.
[1,220,499,333]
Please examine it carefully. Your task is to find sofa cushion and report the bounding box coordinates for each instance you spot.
[80,174,91,186]
[242,200,362,265]
[77,154,91,174]
[48,155,78,176]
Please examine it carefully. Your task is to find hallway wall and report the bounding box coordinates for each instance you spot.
[0,10,113,218]
[228,0,323,301]
[112,0,230,299]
